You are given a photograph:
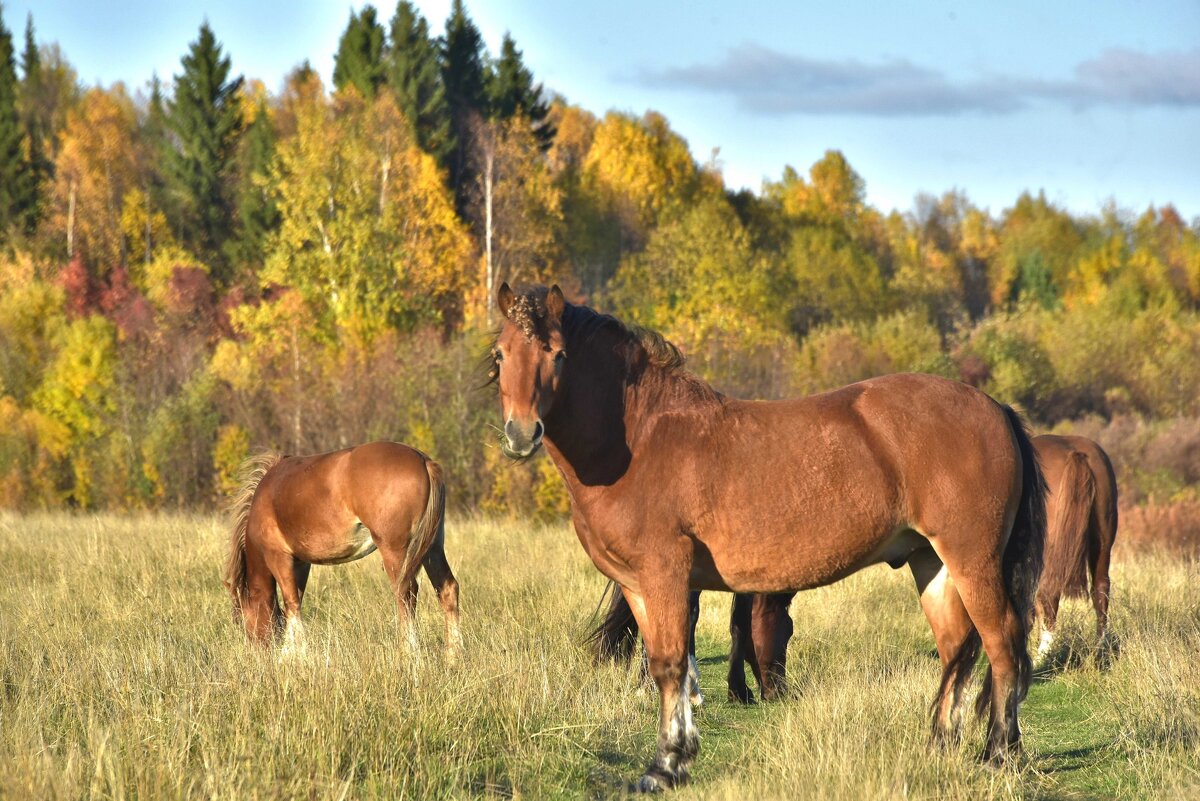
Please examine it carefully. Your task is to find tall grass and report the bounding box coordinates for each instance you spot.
[1,512,1197,799]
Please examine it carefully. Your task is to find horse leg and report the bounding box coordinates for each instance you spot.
[727,593,755,704]
[686,590,704,708]
[938,546,1026,765]
[241,542,280,646]
[380,546,421,657]
[266,553,308,658]
[1034,587,1061,665]
[624,567,699,791]
[1089,515,1115,645]
[910,547,979,745]
[422,532,463,664]
[752,593,795,701]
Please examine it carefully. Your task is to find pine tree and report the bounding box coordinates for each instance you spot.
[386,1,452,165]
[18,13,47,232]
[332,6,385,98]
[440,0,490,208]
[226,97,278,270]
[0,3,26,240]
[164,22,243,282]
[488,33,554,151]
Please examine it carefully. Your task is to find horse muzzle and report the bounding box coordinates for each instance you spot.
[503,418,544,459]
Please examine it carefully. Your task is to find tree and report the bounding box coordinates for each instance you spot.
[17,13,47,234]
[441,0,490,207]
[332,6,386,99]
[225,96,279,271]
[386,1,452,165]
[487,33,553,150]
[0,5,26,240]
[164,23,243,282]
[51,87,140,272]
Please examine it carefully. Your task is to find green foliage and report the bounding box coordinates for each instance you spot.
[332,5,386,99]
[488,33,554,150]
[225,98,278,270]
[164,23,243,282]
[386,1,453,165]
[0,6,27,241]
[17,13,47,234]
[440,0,490,205]
[141,369,219,506]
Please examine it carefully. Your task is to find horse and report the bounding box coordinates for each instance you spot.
[1031,434,1118,661]
[592,433,1117,706]
[222,441,463,662]
[491,282,1053,790]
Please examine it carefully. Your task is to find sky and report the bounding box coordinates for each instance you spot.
[6,0,1199,220]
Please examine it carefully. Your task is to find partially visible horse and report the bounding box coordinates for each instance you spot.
[1031,434,1118,661]
[492,283,1052,790]
[223,442,462,661]
[591,434,1117,706]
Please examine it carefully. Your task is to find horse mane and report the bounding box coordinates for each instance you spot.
[223,452,285,616]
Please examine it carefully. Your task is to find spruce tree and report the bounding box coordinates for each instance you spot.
[18,13,47,232]
[0,4,25,241]
[226,98,278,270]
[332,6,385,98]
[387,1,452,165]
[488,33,554,151]
[440,0,490,208]
[164,22,243,282]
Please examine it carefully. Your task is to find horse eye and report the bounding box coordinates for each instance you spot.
[493,349,504,363]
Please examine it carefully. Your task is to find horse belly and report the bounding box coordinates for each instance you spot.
[308,521,378,565]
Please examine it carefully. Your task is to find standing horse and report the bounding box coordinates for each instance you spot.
[1031,434,1118,661]
[222,441,463,662]
[592,433,1117,708]
[491,283,1048,790]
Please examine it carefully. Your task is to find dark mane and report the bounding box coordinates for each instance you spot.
[560,302,687,372]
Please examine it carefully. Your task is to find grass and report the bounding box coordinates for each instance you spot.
[1,512,1197,799]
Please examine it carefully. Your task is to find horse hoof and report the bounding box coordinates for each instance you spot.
[633,767,686,794]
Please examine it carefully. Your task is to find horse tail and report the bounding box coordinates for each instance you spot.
[223,452,284,619]
[976,406,1047,718]
[403,459,446,587]
[585,580,640,663]
[1041,451,1095,601]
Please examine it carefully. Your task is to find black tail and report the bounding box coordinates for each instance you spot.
[585,580,640,663]
[977,405,1047,716]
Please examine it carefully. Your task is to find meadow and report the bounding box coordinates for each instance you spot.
[1,512,1197,800]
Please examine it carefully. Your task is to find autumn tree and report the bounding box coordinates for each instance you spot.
[386,1,452,165]
[333,5,386,99]
[163,23,243,281]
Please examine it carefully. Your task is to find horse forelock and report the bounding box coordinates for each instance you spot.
[507,288,551,340]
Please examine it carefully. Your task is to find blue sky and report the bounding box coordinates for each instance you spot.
[6,0,1199,219]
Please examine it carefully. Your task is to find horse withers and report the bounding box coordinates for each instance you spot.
[491,283,1047,790]
[222,441,462,662]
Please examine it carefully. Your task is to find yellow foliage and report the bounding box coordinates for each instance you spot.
[212,424,251,499]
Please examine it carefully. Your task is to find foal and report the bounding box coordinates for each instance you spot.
[223,441,462,661]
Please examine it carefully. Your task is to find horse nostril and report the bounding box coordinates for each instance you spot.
[532,420,544,442]
[504,420,518,441]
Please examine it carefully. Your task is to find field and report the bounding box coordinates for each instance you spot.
[1,513,1198,800]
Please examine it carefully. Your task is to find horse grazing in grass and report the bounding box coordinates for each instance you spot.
[491,283,1051,790]
[223,442,462,661]
[1032,434,1118,661]
[593,434,1117,708]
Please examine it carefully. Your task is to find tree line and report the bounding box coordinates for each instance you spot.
[0,1,1198,515]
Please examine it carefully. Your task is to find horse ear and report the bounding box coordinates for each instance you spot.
[546,284,565,323]
[497,282,514,318]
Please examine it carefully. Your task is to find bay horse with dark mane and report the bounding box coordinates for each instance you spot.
[491,283,1050,790]
[222,441,462,661]
[593,434,1117,703]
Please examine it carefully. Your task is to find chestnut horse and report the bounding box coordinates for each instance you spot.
[593,434,1116,705]
[491,283,1048,790]
[222,442,462,661]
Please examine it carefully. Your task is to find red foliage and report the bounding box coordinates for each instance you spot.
[99,265,155,341]
[60,255,98,318]
[1121,501,1200,558]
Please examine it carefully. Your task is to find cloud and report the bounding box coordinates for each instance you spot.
[634,44,1200,117]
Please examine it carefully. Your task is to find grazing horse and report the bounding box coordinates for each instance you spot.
[1031,434,1118,661]
[222,442,463,661]
[491,283,1049,790]
[594,434,1117,707]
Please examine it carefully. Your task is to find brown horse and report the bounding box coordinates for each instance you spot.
[1031,434,1118,661]
[590,433,1117,706]
[222,442,462,661]
[492,283,1049,790]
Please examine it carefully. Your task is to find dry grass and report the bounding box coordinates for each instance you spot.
[0,512,1197,799]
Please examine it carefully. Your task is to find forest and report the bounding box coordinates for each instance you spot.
[0,1,1198,543]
